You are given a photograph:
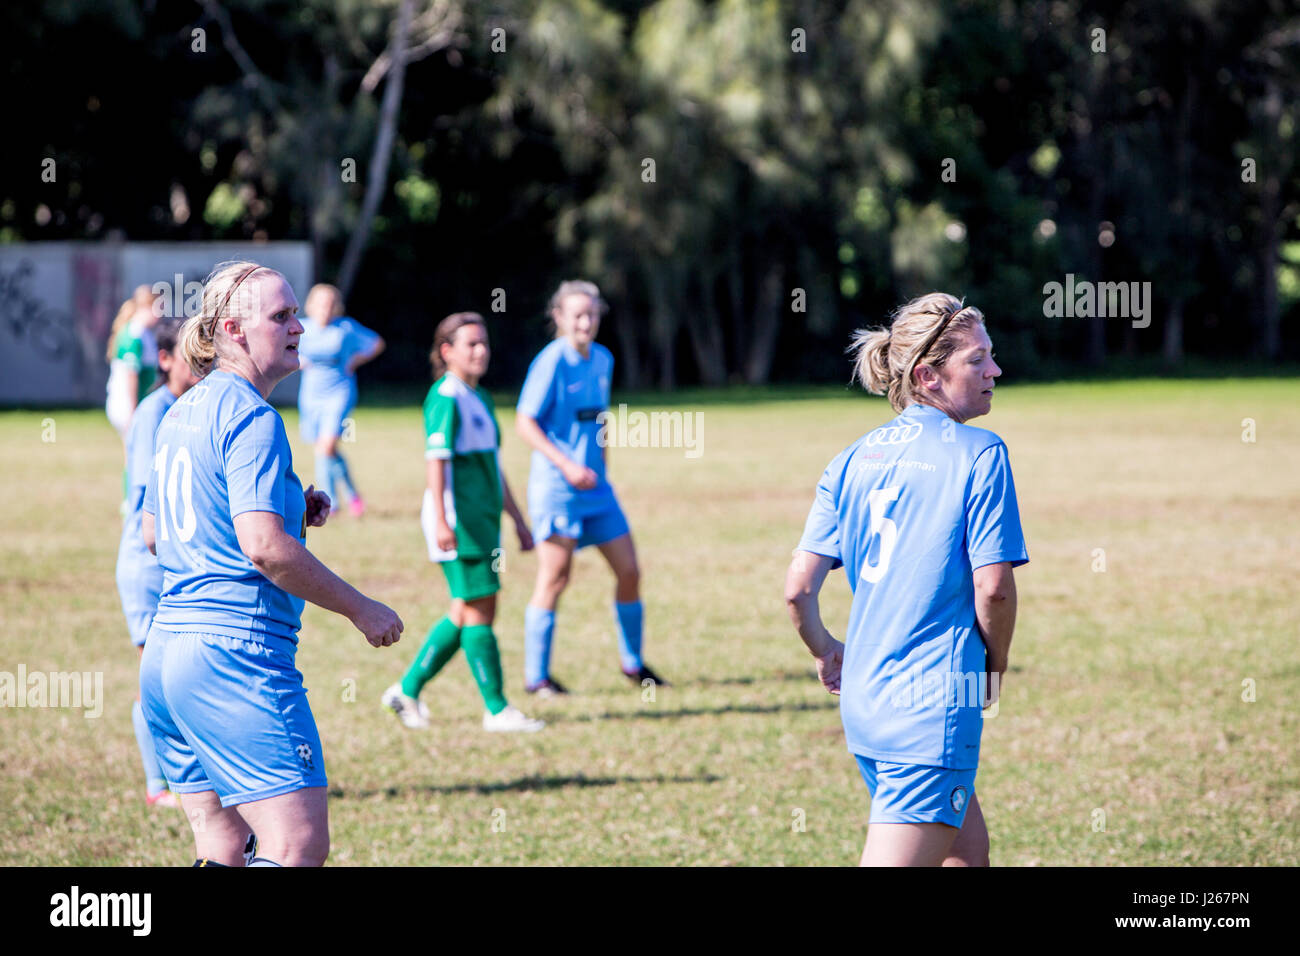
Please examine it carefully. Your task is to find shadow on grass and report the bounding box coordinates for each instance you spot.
[549,699,838,723]
[331,771,724,798]
[687,669,815,688]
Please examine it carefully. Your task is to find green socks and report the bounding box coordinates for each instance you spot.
[401,616,461,698]
[401,617,509,716]
[461,625,508,716]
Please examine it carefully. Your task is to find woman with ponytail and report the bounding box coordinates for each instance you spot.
[139,261,403,866]
[382,312,543,733]
[785,292,1028,866]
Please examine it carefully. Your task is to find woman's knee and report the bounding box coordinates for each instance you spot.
[259,823,330,867]
[617,561,641,592]
[539,559,572,595]
[463,595,497,626]
[291,832,330,867]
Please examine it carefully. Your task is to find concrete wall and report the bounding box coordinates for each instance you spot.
[0,242,313,407]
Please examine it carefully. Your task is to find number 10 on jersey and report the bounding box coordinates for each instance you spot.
[153,443,198,543]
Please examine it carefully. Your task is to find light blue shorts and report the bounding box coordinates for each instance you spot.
[116,541,162,647]
[531,502,630,550]
[855,755,977,828]
[298,386,354,443]
[140,626,327,807]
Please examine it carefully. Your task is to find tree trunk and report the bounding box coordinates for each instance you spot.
[607,265,643,389]
[686,270,727,386]
[1163,59,1197,366]
[1257,75,1284,361]
[1162,298,1184,366]
[743,263,785,385]
[724,238,745,381]
[336,0,415,299]
[645,261,679,391]
[308,53,342,276]
[1075,83,1106,366]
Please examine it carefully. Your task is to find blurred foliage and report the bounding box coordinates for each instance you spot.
[1,0,1296,386]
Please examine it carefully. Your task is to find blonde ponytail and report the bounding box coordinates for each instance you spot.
[848,327,895,403]
[105,298,135,362]
[849,292,985,412]
[176,313,217,377]
[104,285,156,361]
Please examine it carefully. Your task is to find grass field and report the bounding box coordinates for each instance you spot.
[2,378,1297,866]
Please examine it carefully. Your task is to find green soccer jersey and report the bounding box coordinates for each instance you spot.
[114,324,158,401]
[423,374,503,560]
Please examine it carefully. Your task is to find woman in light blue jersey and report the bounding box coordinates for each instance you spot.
[140,261,403,867]
[115,316,200,810]
[515,280,668,696]
[785,292,1027,867]
[296,283,384,516]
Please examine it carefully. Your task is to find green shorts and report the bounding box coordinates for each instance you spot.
[439,556,500,601]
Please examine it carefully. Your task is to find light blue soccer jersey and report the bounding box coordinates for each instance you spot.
[144,370,307,644]
[797,402,1028,770]
[119,385,178,575]
[516,338,617,517]
[297,316,381,403]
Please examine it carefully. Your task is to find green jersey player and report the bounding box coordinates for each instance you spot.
[383,312,544,733]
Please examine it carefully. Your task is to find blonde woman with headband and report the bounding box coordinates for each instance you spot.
[296,283,385,516]
[785,292,1028,867]
[139,261,403,867]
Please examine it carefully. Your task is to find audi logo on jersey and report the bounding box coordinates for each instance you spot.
[864,422,923,446]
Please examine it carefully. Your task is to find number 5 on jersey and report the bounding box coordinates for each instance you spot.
[860,486,900,584]
[153,443,198,542]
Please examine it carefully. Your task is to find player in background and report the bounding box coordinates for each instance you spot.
[296,283,385,516]
[105,285,162,440]
[382,312,544,733]
[115,315,200,809]
[140,261,402,866]
[785,292,1027,867]
[515,280,667,696]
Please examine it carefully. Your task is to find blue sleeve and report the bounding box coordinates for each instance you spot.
[143,453,158,516]
[965,443,1029,570]
[126,402,159,507]
[223,405,292,519]
[797,461,844,570]
[344,317,381,359]
[517,347,557,420]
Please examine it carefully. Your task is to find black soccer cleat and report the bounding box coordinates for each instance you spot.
[525,676,570,698]
[623,664,670,688]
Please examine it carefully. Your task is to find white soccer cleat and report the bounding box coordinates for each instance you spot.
[482,705,545,733]
[382,683,430,729]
